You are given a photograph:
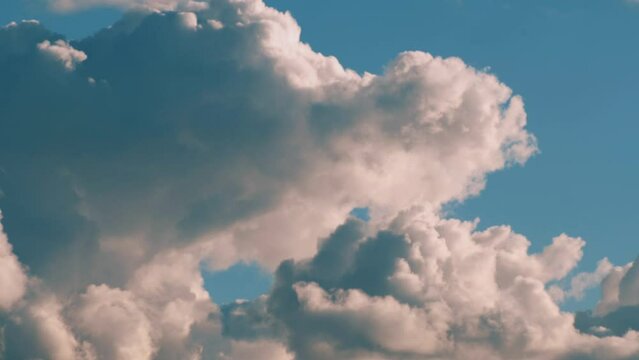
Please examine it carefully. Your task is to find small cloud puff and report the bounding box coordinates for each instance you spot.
[37,39,86,70]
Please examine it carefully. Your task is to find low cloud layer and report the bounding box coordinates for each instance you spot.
[0,0,635,359]
[224,209,639,359]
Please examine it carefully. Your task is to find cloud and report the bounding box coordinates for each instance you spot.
[49,0,209,12]
[0,0,635,359]
[225,209,639,359]
[1,290,93,360]
[0,214,27,311]
[0,232,225,359]
[590,257,639,317]
[0,0,535,292]
[71,285,154,360]
[25,295,90,360]
[573,257,639,340]
[37,39,87,70]
[549,258,614,303]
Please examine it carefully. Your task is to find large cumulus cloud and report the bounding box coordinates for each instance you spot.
[0,0,535,288]
[0,0,634,359]
[222,208,639,359]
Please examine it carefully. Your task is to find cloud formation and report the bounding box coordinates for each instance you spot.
[574,258,639,339]
[49,0,209,12]
[0,0,635,359]
[0,214,27,311]
[221,209,639,359]
[0,0,535,286]
[37,39,87,70]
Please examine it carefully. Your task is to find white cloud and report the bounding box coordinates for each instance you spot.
[237,208,639,359]
[125,250,220,359]
[0,0,536,288]
[63,250,225,360]
[593,257,639,316]
[293,282,449,355]
[550,258,614,303]
[26,295,92,360]
[37,39,87,70]
[0,214,27,311]
[207,19,224,30]
[71,285,154,360]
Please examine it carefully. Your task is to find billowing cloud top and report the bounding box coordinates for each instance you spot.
[0,0,636,359]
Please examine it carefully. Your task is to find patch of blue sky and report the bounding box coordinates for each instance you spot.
[201,262,273,304]
[349,207,371,222]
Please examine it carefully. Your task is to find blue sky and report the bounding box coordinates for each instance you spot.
[2,0,638,308]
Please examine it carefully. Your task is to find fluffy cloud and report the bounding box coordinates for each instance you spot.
[24,295,90,360]
[0,214,27,311]
[0,0,535,291]
[225,209,639,359]
[549,258,614,303]
[37,39,87,70]
[72,285,154,360]
[0,235,225,359]
[574,258,639,339]
[1,289,94,360]
[0,0,635,359]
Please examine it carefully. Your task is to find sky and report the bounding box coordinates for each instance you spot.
[1,0,639,359]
